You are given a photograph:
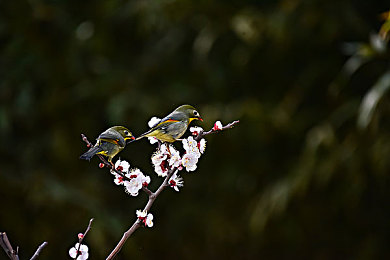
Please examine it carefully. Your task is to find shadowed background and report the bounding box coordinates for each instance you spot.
[1,0,390,259]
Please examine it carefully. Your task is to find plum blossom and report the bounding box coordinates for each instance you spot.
[124,169,151,196]
[114,159,130,173]
[190,126,203,136]
[69,243,89,260]
[198,138,206,154]
[213,120,223,131]
[147,117,161,144]
[136,209,154,227]
[148,137,158,144]
[168,145,181,168]
[169,171,184,192]
[182,136,201,158]
[152,144,170,176]
[182,152,199,172]
[111,159,131,185]
[148,117,161,128]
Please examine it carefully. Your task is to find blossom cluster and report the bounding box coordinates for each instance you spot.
[136,209,154,227]
[111,160,151,196]
[69,243,89,260]
[149,121,207,192]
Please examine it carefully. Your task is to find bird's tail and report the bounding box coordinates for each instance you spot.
[80,146,103,161]
[135,129,154,141]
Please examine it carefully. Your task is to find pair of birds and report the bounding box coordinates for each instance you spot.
[80,105,203,165]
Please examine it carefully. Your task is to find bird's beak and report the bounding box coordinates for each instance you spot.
[198,117,203,122]
[126,136,136,144]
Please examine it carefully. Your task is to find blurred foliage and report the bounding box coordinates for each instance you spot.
[1,0,390,259]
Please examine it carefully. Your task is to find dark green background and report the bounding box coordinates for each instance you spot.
[1,0,390,259]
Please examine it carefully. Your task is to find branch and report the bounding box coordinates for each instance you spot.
[0,232,19,260]
[81,134,153,196]
[81,120,239,260]
[195,120,239,141]
[106,167,176,260]
[29,242,48,260]
[73,218,94,260]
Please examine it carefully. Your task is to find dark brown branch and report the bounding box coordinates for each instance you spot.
[0,232,19,260]
[29,242,48,260]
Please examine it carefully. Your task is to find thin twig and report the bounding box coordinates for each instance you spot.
[73,218,94,260]
[195,120,240,141]
[29,242,48,260]
[0,232,19,260]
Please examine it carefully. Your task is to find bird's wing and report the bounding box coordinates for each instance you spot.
[98,129,126,147]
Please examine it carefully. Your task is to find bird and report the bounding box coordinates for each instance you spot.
[80,126,135,165]
[136,104,203,143]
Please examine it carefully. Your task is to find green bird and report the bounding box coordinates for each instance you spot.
[136,104,203,143]
[80,126,135,164]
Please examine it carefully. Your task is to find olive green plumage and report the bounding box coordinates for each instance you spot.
[80,126,135,163]
[136,104,203,143]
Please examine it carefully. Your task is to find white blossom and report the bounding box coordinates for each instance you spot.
[152,144,169,176]
[148,137,158,144]
[136,209,148,218]
[113,173,125,185]
[148,117,161,127]
[145,213,154,227]
[182,136,200,158]
[124,169,150,196]
[168,145,181,168]
[182,152,199,172]
[169,171,184,192]
[136,209,154,227]
[199,138,206,154]
[69,243,89,260]
[112,159,130,174]
[189,126,203,136]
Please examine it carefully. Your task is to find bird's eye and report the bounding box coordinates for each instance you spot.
[193,110,199,116]
[124,130,129,135]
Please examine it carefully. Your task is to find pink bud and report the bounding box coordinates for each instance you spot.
[99,163,105,168]
[78,233,84,239]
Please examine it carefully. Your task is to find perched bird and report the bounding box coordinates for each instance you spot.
[136,104,203,143]
[80,126,135,164]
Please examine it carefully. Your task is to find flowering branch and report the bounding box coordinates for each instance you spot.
[69,218,93,260]
[81,120,239,260]
[106,167,176,260]
[81,134,153,195]
[75,218,94,258]
[194,120,239,141]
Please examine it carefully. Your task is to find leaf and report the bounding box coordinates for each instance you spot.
[357,70,390,129]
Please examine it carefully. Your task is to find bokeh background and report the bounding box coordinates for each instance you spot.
[1,0,390,259]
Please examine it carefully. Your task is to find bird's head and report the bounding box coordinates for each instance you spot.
[112,126,135,143]
[175,104,203,123]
